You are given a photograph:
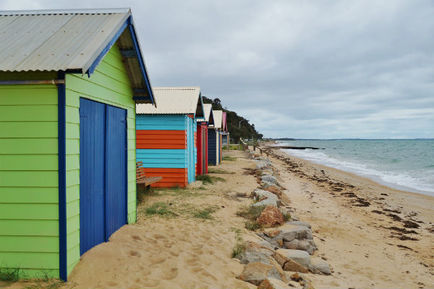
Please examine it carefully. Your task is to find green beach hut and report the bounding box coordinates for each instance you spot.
[0,8,155,280]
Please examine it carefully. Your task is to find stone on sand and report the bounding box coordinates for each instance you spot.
[283,239,317,255]
[287,221,311,229]
[273,250,309,273]
[237,241,275,265]
[238,261,287,286]
[253,198,278,208]
[253,189,279,201]
[262,174,278,185]
[264,186,283,198]
[258,278,294,289]
[274,249,311,268]
[279,225,313,243]
[309,257,331,275]
[257,206,285,228]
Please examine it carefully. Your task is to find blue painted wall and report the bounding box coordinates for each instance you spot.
[136,114,187,130]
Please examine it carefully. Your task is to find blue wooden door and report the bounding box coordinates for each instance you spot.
[79,98,105,255]
[208,129,217,165]
[105,105,127,239]
[79,99,127,255]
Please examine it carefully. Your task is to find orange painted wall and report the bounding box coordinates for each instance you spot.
[136,130,186,149]
[139,168,188,187]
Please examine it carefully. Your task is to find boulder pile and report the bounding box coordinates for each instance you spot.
[236,154,332,289]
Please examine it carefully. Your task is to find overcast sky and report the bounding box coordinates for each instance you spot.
[2,0,433,138]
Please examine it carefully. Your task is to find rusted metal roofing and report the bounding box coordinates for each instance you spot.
[0,8,154,103]
[212,110,223,129]
[136,87,204,117]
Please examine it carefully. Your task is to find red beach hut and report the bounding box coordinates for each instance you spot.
[196,104,214,175]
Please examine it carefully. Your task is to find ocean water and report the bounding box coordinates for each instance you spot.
[278,139,434,196]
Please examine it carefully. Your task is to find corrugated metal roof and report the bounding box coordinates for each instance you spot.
[203,104,213,122]
[0,8,155,104]
[136,87,203,116]
[0,9,129,72]
[212,110,223,129]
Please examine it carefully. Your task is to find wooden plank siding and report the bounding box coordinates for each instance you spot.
[136,114,197,187]
[64,44,137,275]
[0,80,60,278]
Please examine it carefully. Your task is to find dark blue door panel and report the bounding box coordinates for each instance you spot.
[105,105,127,239]
[79,98,128,255]
[79,98,105,255]
[208,129,217,165]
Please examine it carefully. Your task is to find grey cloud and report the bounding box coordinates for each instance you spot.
[1,0,433,138]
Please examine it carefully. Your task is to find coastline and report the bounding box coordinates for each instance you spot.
[284,149,434,197]
[261,146,433,288]
[276,148,434,222]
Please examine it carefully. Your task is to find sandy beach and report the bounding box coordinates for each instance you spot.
[3,148,433,289]
[261,146,434,288]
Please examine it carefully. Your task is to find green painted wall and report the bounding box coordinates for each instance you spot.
[65,44,137,276]
[0,43,138,279]
[0,73,60,278]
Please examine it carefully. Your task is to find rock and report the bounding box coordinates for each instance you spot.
[309,257,331,275]
[287,221,311,229]
[257,206,285,228]
[262,174,278,185]
[290,272,302,282]
[283,239,317,255]
[253,198,278,208]
[256,160,271,169]
[238,261,287,286]
[274,249,311,268]
[264,229,281,238]
[273,250,309,273]
[237,241,275,265]
[265,186,283,198]
[257,240,275,250]
[287,280,303,288]
[262,180,279,188]
[280,226,313,243]
[258,278,293,289]
[253,189,279,202]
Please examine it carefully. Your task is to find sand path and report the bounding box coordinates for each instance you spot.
[62,150,257,289]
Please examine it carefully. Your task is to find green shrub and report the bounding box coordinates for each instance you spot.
[236,205,265,221]
[245,221,262,231]
[196,174,225,184]
[144,202,177,217]
[0,268,20,282]
[192,206,218,219]
[222,156,237,161]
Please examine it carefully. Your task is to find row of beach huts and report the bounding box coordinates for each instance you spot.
[0,8,229,280]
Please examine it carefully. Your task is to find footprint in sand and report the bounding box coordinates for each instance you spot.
[199,269,218,281]
[149,256,166,265]
[153,233,166,239]
[141,279,160,287]
[106,281,118,287]
[185,255,199,266]
[129,250,141,257]
[169,250,180,257]
[132,235,142,241]
[161,267,178,280]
